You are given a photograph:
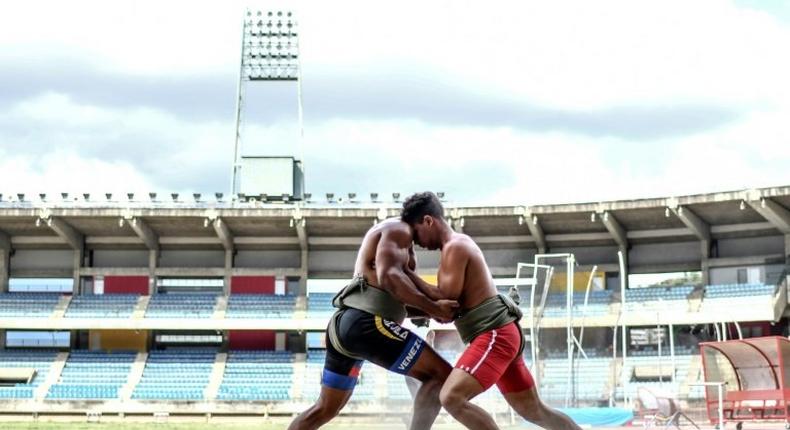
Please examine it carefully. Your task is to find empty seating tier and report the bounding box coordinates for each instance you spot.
[47,350,136,400]
[0,349,58,399]
[65,294,139,318]
[145,293,218,318]
[0,293,62,318]
[217,350,294,401]
[704,283,775,299]
[307,293,335,317]
[226,294,296,319]
[132,349,216,400]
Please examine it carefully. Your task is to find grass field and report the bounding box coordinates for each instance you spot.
[0,424,529,430]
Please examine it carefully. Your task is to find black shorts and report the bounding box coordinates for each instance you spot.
[321,307,428,391]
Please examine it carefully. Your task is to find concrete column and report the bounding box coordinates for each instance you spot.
[224,250,233,295]
[0,246,9,293]
[298,250,308,297]
[785,234,790,266]
[701,240,711,286]
[619,245,630,290]
[148,250,159,295]
[72,249,84,294]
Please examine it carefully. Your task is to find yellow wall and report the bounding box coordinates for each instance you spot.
[88,330,147,351]
[549,271,606,293]
[420,274,438,285]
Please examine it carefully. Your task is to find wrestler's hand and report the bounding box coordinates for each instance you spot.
[433,299,459,324]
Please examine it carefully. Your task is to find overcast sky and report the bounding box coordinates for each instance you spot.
[1,0,789,205]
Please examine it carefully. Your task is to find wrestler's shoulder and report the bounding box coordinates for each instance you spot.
[445,234,478,253]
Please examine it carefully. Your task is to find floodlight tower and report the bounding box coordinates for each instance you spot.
[230,10,305,201]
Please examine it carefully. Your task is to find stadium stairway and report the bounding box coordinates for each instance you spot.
[34,351,69,400]
[120,352,148,401]
[204,352,227,400]
[290,354,306,400]
[51,295,72,319]
[213,296,228,319]
[131,296,150,319]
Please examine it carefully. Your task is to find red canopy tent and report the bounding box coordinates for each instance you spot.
[700,336,790,428]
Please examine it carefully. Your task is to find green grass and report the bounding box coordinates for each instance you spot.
[0,423,527,430]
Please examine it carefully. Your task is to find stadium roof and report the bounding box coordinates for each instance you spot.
[1,185,789,253]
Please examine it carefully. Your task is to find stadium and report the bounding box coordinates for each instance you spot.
[3,4,790,430]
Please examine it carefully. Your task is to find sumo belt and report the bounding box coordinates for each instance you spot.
[454,291,525,355]
[327,276,407,360]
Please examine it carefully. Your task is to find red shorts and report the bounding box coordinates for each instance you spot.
[455,321,535,394]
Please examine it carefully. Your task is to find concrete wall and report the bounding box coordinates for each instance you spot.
[235,250,301,268]
[93,250,149,267]
[629,242,701,266]
[716,236,784,258]
[10,250,73,270]
[159,251,225,268]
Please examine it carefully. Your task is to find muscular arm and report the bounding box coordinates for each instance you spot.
[375,228,447,316]
[406,241,468,301]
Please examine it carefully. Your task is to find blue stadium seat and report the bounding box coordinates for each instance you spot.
[216,350,295,401]
[0,293,63,318]
[0,349,58,399]
[65,294,139,318]
[225,294,296,319]
[47,350,136,400]
[145,293,219,318]
[307,293,335,317]
[132,348,216,401]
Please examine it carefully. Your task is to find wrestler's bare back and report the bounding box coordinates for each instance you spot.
[353,219,415,288]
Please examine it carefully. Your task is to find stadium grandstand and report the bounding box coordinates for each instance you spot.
[0,184,789,427]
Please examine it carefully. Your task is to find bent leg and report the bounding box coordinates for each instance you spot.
[503,387,582,430]
[439,368,499,430]
[405,344,453,430]
[287,385,353,430]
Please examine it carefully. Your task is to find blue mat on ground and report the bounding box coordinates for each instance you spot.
[521,407,633,427]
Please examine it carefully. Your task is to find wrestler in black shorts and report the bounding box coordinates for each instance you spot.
[321,308,427,390]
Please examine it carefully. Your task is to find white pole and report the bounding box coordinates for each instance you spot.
[565,255,574,408]
[618,250,628,407]
[669,322,676,393]
[230,12,248,199]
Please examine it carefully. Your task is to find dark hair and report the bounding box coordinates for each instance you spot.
[401,192,444,225]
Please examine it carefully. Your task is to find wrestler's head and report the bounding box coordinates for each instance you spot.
[400,191,445,250]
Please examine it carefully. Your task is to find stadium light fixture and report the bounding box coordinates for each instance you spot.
[215,192,224,202]
[193,193,201,202]
[392,193,401,202]
[370,193,379,202]
[105,193,113,201]
[231,10,304,197]
[17,193,25,202]
[127,193,135,201]
[348,193,357,201]
[61,193,69,201]
[149,192,157,201]
[0,194,3,202]
[39,193,46,201]
[326,193,335,202]
[171,193,179,202]
[83,193,90,201]
[304,192,312,201]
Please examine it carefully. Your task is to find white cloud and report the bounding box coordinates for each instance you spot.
[0,0,789,205]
